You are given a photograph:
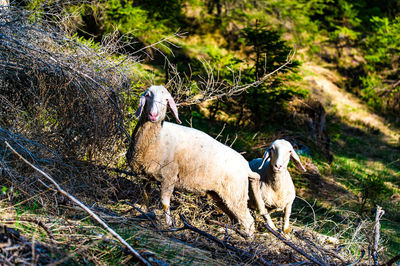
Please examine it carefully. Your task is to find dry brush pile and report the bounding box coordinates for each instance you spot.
[0,4,382,265]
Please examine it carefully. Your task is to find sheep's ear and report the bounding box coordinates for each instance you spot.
[167,96,182,124]
[290,149,306,172]
[134,90,148,119]
[258,148,271,170]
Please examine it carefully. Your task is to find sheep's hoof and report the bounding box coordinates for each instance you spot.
[241,230,254,239]
[283,227,291,234]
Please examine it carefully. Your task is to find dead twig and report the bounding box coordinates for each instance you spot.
[347,250,366,266]
[0,253,13,266]
[176,46,296,107]
[4,141,151,266]
[175,214,270,265]
[294,231,346,264]
[372,205,384,266]
[123,201,159,229]
[264,223,325,266]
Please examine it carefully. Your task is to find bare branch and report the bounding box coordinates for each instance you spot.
[264,223,325,266]
[4,141,151,266]
[175,46,296,107]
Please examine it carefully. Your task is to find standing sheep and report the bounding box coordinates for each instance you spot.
[126,85,262,236]
[249,139,306,234]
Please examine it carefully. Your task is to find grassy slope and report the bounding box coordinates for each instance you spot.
[301,62,400,256]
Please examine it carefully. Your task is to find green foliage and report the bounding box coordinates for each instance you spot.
[134,0,184,28]
[238,24,305,126]
[359,74,384,111]
[364,16,400,68]
[260,0,333,46]
[104,0,170,45]
[358,16,400,114]
[359,173,390,210]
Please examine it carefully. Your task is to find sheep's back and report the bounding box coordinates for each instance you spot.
[161,122,250,194]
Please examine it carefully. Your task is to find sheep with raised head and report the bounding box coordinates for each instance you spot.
[126,85,262,236]
[249,139,306,234]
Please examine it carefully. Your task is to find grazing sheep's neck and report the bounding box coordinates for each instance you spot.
[130,116,163,170]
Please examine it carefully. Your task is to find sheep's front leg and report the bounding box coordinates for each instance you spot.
[283,202,293,234]
[263,211,278,231]
[160,164,178,226]
[160,179,175,226]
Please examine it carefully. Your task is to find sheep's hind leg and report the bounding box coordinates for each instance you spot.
[207,191,237,222]
[208,191,254,237]
[226,196,255,238]
[248,177,277,231]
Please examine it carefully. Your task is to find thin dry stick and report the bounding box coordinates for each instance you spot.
[264,223,325,266]
[4,141,151,266]
[295,196,317,227]
[347,250,366,266]
[372,205,384,266]
[123,201,159,230]
[177,47,296,107]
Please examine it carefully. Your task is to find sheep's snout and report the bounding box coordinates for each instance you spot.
[273,163,283,172]
[149,110,159,122]
[147,100,163,122]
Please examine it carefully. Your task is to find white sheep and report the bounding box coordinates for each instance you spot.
[249,139,306,234]
[126,85,262,236]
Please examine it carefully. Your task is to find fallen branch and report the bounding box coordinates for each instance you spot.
[172,214,270,265]
[384,254,400,266]
[4,141,151,266]
[264,223,325,266]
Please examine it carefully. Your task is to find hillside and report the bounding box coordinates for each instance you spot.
[1,0,399,265]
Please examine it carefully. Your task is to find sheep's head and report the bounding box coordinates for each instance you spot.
[259,139,306,173]
[135,85,182,124]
